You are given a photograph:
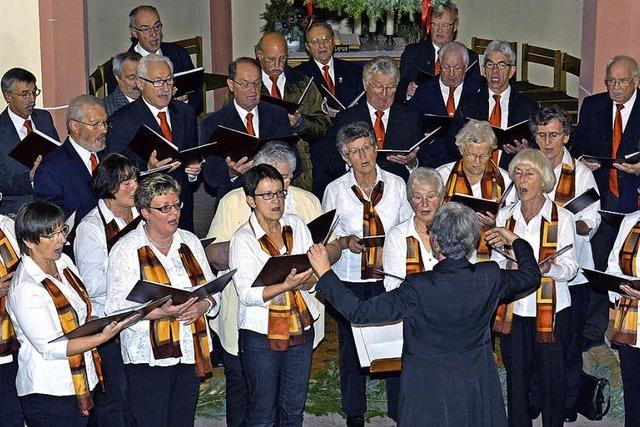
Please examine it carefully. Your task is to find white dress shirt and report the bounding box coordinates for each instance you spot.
[314,57,335,84]
[134,43,162,57]
[262,70,286,98]
[229,212,319,335]
[7,254,99,396]
[613,89,636,131]
[548,148,601,285]
[366,102,390,130]
[382,214,438,291]
[488,86,511,129]
[492,198,579,316]
[7,107,37,141]
[68,137,97,174]
[142,98,172,133]
[0,215,19,365]
[322,166,413,282]
[606,210,640,348]
[74,200,139,317]
[439,80,463,110]
[233,100,260,138]
[104,222,219,366]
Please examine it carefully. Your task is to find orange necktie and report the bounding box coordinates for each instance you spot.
[245,112,256,136]
[23,119,33,135]
[89,153,98,175]
[322,65,335,95]
[610,103,624,196]
[489,94,502,127]
[157,111,173,142]
[270,76,282,99]
[434,58,441,75]
[446,87,456,117]
[374,111,385,148]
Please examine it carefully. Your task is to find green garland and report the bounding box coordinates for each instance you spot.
[310,0,451,21]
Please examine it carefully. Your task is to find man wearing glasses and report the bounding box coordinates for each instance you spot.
[0,68,59,216]
[200,57,295,201]
[105,54,201,232]
[33,95,106,225]
[572,55,640,353]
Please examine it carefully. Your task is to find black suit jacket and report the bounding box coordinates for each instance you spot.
[105,97,198,231]
[33,138,97,223]
[295,58,364,108]
[397,37,481,103]
[0,108,59,215]
[573,91,640,212]
[200,101,294,199]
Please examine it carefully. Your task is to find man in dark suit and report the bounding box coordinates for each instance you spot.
[104,51,141,116]
[201,57,293,201]
[462,40,538,168]
[105,54,201,232]
[397,2,480,103]
[33,95,106,223]
[572,55,640,350]
[318,56,424,195]
[0,68,59,215]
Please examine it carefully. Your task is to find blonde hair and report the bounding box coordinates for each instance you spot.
[455,120,497,154]
[508,148,556,193]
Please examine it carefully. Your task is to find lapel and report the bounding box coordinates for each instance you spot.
[134,98,163,136]
[0,108,20,147]
[168,102,184,148]
[599,99,614,151]
[227,102,249,133]
[62,138,92,181]
[386,105,402,140]
[419,39,437,73]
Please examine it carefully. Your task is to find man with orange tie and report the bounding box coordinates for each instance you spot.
[200,57,294,201]
[572,55,640,350]
[33,95,105,224]
[0,68,59,215]
[105,54,201,231]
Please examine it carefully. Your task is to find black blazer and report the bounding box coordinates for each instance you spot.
[200,101,294,199]
[0,108,59,215]
[105,97,198,231]
[572,90,640,212]
[33,138,97,223]
[295,58,364,108]
[397,37,481,103]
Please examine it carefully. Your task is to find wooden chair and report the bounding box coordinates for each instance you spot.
[470,37,518,57]
[515,43,563,93]
[88,57,112,100]
[528,52,580,123]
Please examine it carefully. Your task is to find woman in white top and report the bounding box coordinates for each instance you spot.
[105,174,219,427]
[7,201,132,427]
[491,149,578,427]
[229,164,318,426]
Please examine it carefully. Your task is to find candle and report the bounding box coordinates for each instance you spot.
[354,15,361,34]
[369,16,377,33]
[386,10,394,36]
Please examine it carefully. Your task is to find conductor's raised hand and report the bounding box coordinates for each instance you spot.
[307,244,331,277]
[485,227,519,248]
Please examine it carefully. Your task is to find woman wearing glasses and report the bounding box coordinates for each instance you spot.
[322,121,412,425]
[229,163,318,426]
[105,173,219,427]
[7,201,134,426]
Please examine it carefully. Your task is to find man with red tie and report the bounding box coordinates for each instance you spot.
[572,55,640,350]
[0,68,59,215]
[105,54,201,231]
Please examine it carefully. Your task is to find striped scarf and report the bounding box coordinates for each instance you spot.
[611,220,640,345]
[98,207,121,252]
[41,268,104,413]
[554,159,576,206]
[257,225,313,351]
[405,236,425,275]
[0,229,19,357]
[352,181,385,279]
[138,244,213,378]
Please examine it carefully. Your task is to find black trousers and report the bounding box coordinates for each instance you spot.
[21,393,88,427]
[0,356,23,427]
[501,309,571,427]
[565,283,591,411]
[89,339,131,427]
[619,345,640,427]
[125,363,199,427]
[222,349,247,427]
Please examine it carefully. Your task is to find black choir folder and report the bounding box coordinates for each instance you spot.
[377,127,442,155]
[307,210,338,244]
[490,120,531,149]
[261,77,315,114]
[422,114,454,137]
[206,125,299,162]
[49,295,172,343]
[599,210,626,229]
[251,254,311,287]
[9,129,62,168]
[358,235,386,247]
[173,67,204,98]
[129,124,219,164]
[450,194,501,216]
[582,268,640,293]
[562,187,600,215]
[319,85,365,111]
[580,151,640,168]
[126,269,236,305]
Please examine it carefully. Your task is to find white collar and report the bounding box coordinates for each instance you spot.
[68,136,95,163]
[98,199,138,224]
[134,43,162,57]
[142,97,169,118]
[233,99,258,119]
[616,89,637,110]
[314,57,334,72]
[248,211,285,240]
[514,197,555,223]
[21,253,69,285]
[366,102,390,116]
[489,85,511,100]
[7,106,31,134]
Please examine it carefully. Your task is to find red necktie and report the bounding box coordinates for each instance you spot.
[245,112,256,136]
[23,119,33,135]
[157,111,173,142]
[610,103,624,196]
[322,65,335,95]
[374,111,385,148]
[89,153,98,175]
[446,87,456,117]
[270,76,282,99]
[434,58,441,75]
[489,94,502,127]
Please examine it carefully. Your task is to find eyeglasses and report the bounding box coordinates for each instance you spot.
[410,193,440,204]
[605,78,636,88]
[308,35,333,46]
[463,152,491,162]
[42,224,71,240]
[430,20,457,31]
[441,65,465,73]
[72,119,111,129]
[484,61,513,70]
[148,202,183,213]
[345,143,375,157]
[535,131,564,140]
[131,22,163,35]
[11,88,41,100]
[367,82,397,94]
[262,55,288,65]
[139,76,175,88]
[232,79,262,90]
[253,190,287,200]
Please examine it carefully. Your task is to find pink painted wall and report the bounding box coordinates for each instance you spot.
[210,0,233,110]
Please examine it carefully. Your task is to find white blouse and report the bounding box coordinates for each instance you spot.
[437,161,514,204]
[0,215,19,365]
[7,254,99,397]
[104,222,219,366]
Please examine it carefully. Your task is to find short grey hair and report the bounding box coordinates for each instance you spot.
[129,5,159,28]
[362,56,400,85]
[438,41,470,67]
[137,53,173,79]
[336,121,376,156]
[430,202,480,259]
[455,120,497,153]
[112,51,142,77]
[508,148,556,193]
[254,142,297,172]
[407,167,444,199]
[529,105,573,137]
[484,40,516,66]
[606,55,640,79]
[66,94,104,126]
[135,173,181,210]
